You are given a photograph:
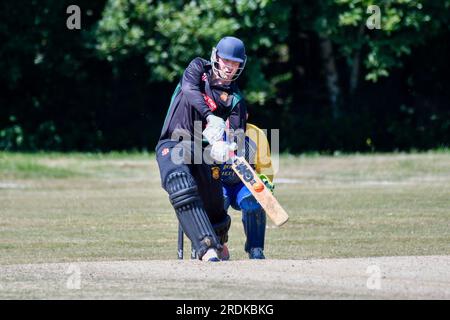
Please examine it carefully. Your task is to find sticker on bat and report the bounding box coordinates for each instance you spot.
[234,160,256,185]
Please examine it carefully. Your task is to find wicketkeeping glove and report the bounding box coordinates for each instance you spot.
[258,174,275,193]
[202,115,226,144]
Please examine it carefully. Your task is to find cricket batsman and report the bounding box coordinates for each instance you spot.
[221,122,275,260]
[155,36,247,261]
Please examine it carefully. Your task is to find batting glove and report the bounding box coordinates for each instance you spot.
[203,115,225,144]
[210,141,237,163]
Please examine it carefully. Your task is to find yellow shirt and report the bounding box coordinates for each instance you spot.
[246,123,274,182]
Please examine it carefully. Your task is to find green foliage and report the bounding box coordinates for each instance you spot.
[97,0,236,81]
[95,0,450,99]
[0,124,25,150]
[95,0,288,103]
[0,0,449,152]
[326,0,449,81]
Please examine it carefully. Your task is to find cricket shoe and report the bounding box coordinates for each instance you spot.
[248,247,265,259]
[201,248,220,262]
[218,244,230,261]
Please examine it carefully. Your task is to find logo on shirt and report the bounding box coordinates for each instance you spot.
[202,94,217,111]
[211,166,220,180]
[220,92,228,102]
[161,148,169,156]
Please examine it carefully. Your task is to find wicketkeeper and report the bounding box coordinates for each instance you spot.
[221,122,275,260]
[155,36,247,261]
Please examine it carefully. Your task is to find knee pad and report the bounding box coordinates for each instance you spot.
[239,195,262,213]
[166,171,221,258]
[212,215,231,245]
[166,172,200,210]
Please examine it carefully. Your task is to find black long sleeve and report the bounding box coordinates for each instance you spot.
[181,58,214,120]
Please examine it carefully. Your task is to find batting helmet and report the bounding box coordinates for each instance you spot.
[211,36,247,81]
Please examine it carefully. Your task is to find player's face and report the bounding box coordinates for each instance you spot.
[217,57,240,80]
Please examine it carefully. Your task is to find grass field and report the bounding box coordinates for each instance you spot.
[1,151,449,264]
[1,151,449,299]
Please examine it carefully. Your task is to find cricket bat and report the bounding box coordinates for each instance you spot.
[230,156,289,227]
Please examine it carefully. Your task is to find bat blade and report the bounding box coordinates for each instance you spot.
[231,156,289,226]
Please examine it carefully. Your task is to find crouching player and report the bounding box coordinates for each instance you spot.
[221,123,275,259]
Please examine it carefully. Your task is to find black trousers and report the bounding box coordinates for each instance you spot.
[155,139,227,226]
